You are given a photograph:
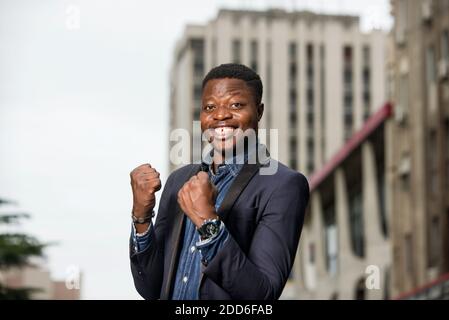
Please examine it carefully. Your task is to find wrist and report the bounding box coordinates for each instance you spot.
[134,222,151,234]
[197,216,221,241]
[132,204,153,217]
[192,210,218,228]
[132,209,154,223]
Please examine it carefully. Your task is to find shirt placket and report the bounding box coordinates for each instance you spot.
[180,222,194,298]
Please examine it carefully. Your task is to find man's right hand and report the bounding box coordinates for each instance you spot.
[130,164,161,232]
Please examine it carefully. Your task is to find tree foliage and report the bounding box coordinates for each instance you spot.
[0,199,47,299]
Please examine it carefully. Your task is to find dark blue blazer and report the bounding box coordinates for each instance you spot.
[130,159,309,300]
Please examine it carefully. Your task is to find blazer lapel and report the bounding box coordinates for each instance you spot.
[216,162,260,222]
[216,144,269,221]
[161,164,202,300]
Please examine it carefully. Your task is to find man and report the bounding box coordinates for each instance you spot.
[129,63,309,300]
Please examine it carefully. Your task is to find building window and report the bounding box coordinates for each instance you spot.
[191,39,204,122]
[426,46,436,84]
[289,42,297,87]
[193,84,202,120]
[428,216,440,268]
[404,234,414,276]
[345,152,364,259]
[307,44,315,173]
[289,137,297,170]
[446,120,449,189]
[377,171,388,238]
[307,44,314,88]
[343,46,353,140]
[355,278,366,300]
[232,39,241,64]
[212,37,217,67]
[395,0,408,45]
[348,188,364,258]
[362,46,371,121]
[323,202,337,276]
[289,42,298,170]
[399,74,409,119]
[371,127,388,239]
[192,39,204,73]
[266,41,272,130]
[383,267,391,300]
[442,30,449,61]
[307,138,315,173]
[428,131,438,195]
[393,246,401,288]
[289,90,297,122]
[250,40,258,72]
[289,41,297,60]
[320,44,326,162]
[309,242,315,264]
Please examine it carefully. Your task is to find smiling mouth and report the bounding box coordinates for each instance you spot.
[212,126,237,140]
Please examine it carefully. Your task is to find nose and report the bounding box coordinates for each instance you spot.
[213,105,232,121]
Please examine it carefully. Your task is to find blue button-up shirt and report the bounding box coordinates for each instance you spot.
[131,161,244,300]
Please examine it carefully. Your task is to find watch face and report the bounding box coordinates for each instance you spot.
[200,220,220,238]
[206,222,219,235]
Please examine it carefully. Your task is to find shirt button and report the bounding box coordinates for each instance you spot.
[190,246,196,253]
[183,276,188,283]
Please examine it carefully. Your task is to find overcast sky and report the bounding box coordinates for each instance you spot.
[0,0,392,299]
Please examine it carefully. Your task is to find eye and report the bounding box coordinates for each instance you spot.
[230,102,243,109]
[203,104,215,112]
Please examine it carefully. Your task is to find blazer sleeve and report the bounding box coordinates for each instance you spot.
[202,172,310,300]
[129,172,174,300]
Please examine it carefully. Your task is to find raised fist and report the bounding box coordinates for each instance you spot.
[177,171,218,228]
[130,164,161,218]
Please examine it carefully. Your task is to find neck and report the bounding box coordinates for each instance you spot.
[212,152,224,174]
[212,142,259,173]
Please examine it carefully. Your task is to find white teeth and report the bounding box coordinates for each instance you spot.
[213,127,235,139]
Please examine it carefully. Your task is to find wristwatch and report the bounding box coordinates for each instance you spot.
[197,218,221,241]
[132,210,155,224]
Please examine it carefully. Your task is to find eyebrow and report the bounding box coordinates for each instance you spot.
[203,90,247,100]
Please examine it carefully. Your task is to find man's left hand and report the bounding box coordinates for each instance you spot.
[177,171,218,228]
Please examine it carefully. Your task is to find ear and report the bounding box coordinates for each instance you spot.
[257,103,264,122]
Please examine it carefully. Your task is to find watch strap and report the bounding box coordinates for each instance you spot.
[132,210,155,224]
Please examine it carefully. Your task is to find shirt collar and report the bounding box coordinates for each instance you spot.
[201,141,269,177]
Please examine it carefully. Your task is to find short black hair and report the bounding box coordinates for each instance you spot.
[202,63,263,105]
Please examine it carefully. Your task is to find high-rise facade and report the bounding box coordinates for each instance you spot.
[169,9,387,174]
[388,0,449,297]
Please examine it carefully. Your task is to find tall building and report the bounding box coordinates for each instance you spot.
[169,9,387,174]
[285,103,393,300]
[388,0,449,298]
[288,0,449,300]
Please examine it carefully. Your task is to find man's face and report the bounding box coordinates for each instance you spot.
[200,77,263,156]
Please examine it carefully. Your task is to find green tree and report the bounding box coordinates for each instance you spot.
[0,198,47,299]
